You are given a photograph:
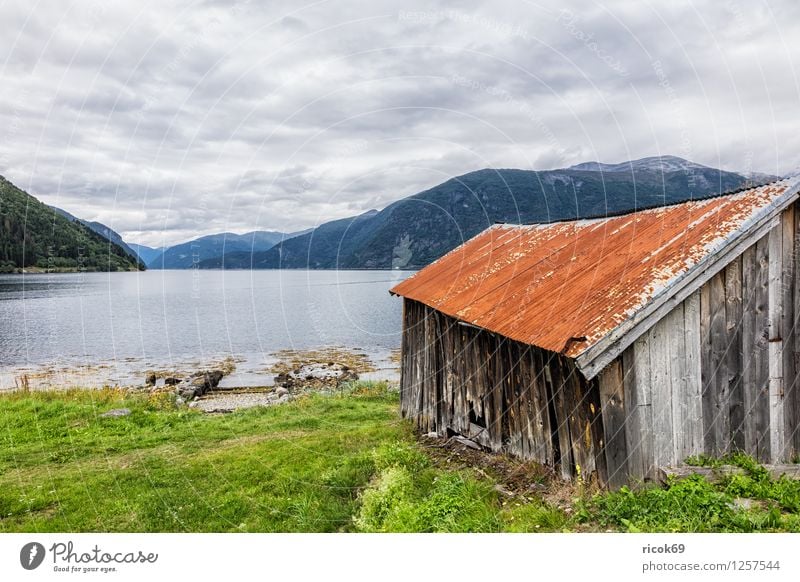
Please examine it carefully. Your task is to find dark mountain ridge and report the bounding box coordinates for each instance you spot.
[147,229,308,269]
[203,156,760,270]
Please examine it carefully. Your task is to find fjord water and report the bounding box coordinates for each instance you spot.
[0,270,412,386]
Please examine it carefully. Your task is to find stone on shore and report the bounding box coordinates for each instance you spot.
[274,362,358,391]
[174,369,226,401]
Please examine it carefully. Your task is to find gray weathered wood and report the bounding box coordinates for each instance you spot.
[700,277,712,451]
[626,333,655,481]
[725,258,744,451]
[792,203,800,455]
[599,359,628,488]
[741,246,759,457]
[781,205,797,460]
[753,235,772,462]
[664,302,688,464]
[683,291,704,458]
[546,352,574,480]
[768,222,786,461]
[703,271,729,455]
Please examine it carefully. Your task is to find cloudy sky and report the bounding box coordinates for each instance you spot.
[1,0,799,247]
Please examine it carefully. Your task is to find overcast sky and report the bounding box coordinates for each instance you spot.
[1,0,799,247]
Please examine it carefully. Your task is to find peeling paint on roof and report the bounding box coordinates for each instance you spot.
[390,180,800,359]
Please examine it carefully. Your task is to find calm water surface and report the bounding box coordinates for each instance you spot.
[0,270,412,388]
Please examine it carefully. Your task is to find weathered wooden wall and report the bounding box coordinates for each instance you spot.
[400,204,800,487]
[400,299,605,481]
[597,205,800,485]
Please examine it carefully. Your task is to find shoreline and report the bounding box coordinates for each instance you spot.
[0,346,401,393]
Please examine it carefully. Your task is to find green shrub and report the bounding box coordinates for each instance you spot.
[584,475,736,532]
[354,466,418,532]
[354,463,500,533]
[372,440,429,473]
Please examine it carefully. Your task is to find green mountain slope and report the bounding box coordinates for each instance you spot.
[50,205,141,260]
[204,157,754,270]
[0,176,144,273]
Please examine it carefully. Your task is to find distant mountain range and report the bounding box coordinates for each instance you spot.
[145,230,309,269]
[202,156,772,270]
[1,156,777,274]
[0,176,143,273]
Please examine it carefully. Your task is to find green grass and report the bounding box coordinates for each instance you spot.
[0,385,406,532]
[2,384,800,532]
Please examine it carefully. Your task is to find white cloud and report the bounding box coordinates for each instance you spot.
[0,0,798,246]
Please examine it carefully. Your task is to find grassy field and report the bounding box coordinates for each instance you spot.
[2,383,800,533]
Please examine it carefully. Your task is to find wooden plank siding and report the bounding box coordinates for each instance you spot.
[399,201,800,486]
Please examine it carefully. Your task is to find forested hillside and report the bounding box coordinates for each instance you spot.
[0,176,144,273]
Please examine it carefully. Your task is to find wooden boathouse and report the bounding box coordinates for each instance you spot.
[390,178,800,487]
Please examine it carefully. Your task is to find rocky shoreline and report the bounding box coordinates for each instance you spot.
[132,349,395,413]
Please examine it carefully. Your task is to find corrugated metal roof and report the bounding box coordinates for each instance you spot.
[390,179,800,360]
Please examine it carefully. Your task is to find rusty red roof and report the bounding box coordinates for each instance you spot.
[390,179,800,362]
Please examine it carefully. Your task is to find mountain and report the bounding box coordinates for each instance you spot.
[0,176,144,273]
[207,156,758,270]
[50,206,141,261]
[567,155,714,174]
[127,243,164,265]
[148,230,307,269]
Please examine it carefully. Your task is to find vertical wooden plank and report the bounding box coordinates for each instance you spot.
[546,351,573,480]
[515,344,530,459]
[666,303,688,464]
[683,291,704,458]
[563,358,590,479]
[700,279,713,453]
[491,334,504,451]
[624,333,654,482]
[441,315,455,435]
[705,271,730,456]
[793,202,800,455]
[423,305,434,433]
[725,257,745,451]
[650,313,676,469]
[557,356,597,480]
[529,347,552,465]
[586,374,607,486]
[506,340,518,454]
[598,358,628,488]
[781,205,797,460]
[505,342,519,457]
[450,319,462,434]
[768,224,786,461]
[753,236,771,462]
[742,246,756,455]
